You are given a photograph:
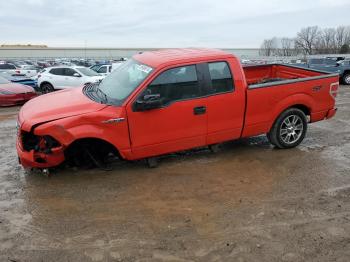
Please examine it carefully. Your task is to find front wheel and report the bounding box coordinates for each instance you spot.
[267,108,308,149]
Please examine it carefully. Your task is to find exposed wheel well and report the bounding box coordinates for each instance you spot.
[64,138,121,167]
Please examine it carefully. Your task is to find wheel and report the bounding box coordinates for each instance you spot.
[40,83,54,93]
[146,157,158,168]
[268,108,307,149]
[342,73,350,85]
[209,144,221,153]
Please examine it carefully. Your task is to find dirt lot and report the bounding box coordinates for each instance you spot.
[0,86,349,262]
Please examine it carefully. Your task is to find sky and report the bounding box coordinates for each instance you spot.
[0,0,350,48]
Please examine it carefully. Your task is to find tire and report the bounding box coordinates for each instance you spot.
[40,83,54,93]
[267,108,307,149]
[342,72,350,85]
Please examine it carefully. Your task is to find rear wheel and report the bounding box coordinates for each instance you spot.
[267,108,307,149]
[40,83,54,93]
[342,72,350,85]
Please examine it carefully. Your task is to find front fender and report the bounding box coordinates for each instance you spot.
[33,107,131,153]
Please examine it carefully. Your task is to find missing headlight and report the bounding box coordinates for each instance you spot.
[22,131,60,153]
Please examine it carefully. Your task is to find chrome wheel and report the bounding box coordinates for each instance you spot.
[344,74,350,85]
[280,115,304,144]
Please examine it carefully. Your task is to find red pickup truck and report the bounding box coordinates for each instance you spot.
[16,48,339,169]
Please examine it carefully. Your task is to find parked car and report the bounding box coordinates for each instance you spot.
[0,72,38,90]
[0,76,37,106]
[298,58,350,85]
[90,64,112,76]
[16,48,338,169]
[0,62,38,77]
[335,60,350,85]
[37,66,105,93]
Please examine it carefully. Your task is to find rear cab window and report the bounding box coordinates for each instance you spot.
[208,61,234,94]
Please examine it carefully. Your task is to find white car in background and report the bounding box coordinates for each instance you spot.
[90,61,125,76]
[90,64,112,76]
[38,66,105,93]
[0,63,38,77]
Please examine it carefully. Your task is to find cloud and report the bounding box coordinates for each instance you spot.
[0,0,349,47]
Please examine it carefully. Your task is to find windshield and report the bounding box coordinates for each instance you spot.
[98,59,153,102]
[0,76,10,84]
[90,65,100,71]
[76,67,100,76]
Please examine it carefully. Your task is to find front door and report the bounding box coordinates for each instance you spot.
[62,68,83,88]
[126,64,208,159]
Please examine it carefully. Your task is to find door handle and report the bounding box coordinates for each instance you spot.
[193,106,206,115]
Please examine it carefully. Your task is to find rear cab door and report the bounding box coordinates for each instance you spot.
[201,58,246,144]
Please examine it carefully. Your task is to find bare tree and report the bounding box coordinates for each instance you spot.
[259,38,276,56]
[295,26,321,55]
[259,25,350,56]
[336,26,350,49]
[316,28,337,54]
[280,38,296,56]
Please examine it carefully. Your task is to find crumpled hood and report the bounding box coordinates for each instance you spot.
[0,83,35,93]
[19,87,107,131]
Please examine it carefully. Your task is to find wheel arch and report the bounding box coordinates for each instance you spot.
[269,94,313,130]
[64,137,122,159]
[39,81,53,88]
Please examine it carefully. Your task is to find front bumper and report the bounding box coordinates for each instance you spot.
[16,138,65,168]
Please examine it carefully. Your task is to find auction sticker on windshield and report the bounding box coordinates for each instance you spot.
[136,64,152,74]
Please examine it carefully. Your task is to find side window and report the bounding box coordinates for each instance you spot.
[0,64,16,69]
[108,66,112,72]
[64,68,77,76]
[90,65,99,71]
[145,65,200,105]
[49,68,65,75]
[208,62,234,94]
[98,66,107,73]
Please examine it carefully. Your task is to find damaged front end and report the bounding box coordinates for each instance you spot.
[17,129,65,168]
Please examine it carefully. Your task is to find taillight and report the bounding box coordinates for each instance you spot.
[15,70,21,74]
[330,82,339,99]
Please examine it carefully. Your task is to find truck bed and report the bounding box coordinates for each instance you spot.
[243,64,335,88]
[241,63,339,138]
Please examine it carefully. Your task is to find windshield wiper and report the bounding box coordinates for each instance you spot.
[92,84,110,104]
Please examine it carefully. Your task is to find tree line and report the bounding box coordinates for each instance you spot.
[260,26,350,56]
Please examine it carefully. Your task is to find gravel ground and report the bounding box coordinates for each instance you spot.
[0,86,349,262]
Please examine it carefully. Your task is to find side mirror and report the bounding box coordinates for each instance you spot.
[73,73,81,77]
[134,94,163,111]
